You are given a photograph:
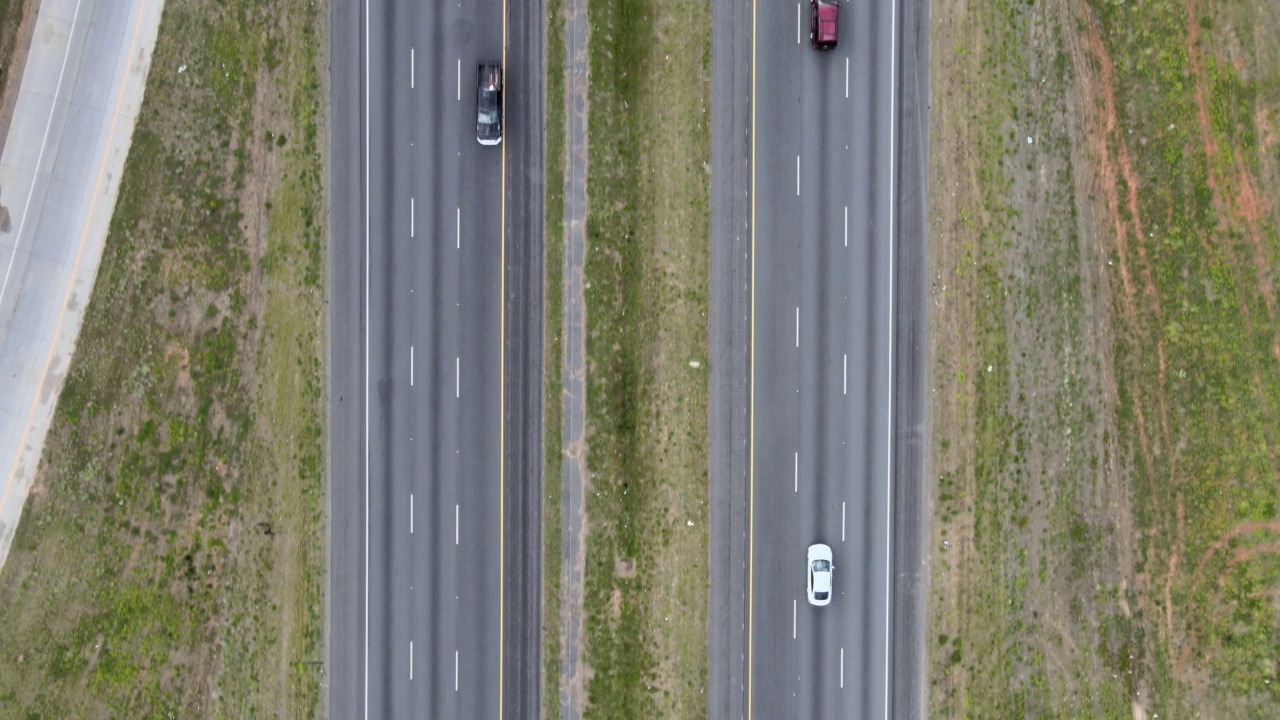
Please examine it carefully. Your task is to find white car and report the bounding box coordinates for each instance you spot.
[807,543,833,606]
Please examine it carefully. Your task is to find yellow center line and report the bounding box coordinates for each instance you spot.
[497,0,508,715]
[746,0,758,715]
[0,0,150,522]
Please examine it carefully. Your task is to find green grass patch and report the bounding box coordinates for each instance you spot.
[0,0,327,716]
[581,0,710,715]
[542,0,567,715]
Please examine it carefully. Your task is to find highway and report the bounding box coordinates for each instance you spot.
[709,0,931,716]
[749,0,895,714]
[364,0,506,715]
[328,0,544,716]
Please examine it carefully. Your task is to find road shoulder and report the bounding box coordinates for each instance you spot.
[707,0,753,715]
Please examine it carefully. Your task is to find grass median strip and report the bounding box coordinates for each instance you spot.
[581,0,711,715]
[0,0,326,715]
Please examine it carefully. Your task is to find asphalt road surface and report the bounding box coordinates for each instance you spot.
[706,0,931,716]
[749,0,895,713]
[327,0,543,716]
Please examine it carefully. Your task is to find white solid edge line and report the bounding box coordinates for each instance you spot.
[884,0,898,713]
[366,0,371,712]
[0,0,85,339]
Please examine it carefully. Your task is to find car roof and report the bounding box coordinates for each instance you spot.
[813,570,831,592]
[816,3,838,43]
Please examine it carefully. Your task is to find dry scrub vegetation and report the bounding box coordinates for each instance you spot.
[928,0,1280,717]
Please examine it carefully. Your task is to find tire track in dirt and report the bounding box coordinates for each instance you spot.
[1184,0,1280,363]
[1179,12,1280,659]
[1189,520,1280,590]
[1165,492,1184,666]
[1225,540,1280,580]
[1180,519,1280,677]
[1072,1,1169,500]
[1071,0,1185,678]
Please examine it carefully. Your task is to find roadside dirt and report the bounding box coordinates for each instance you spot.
[924,0,983,709]
[930,0,1280,715]
[928,0,1150,714]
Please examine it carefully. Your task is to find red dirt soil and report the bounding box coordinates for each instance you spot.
[1179,519,1280,677]
[1184,0,1280,362]
[1076,0,1172,507]
[1190,519,1280,588]
[1075,0,1190,680]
